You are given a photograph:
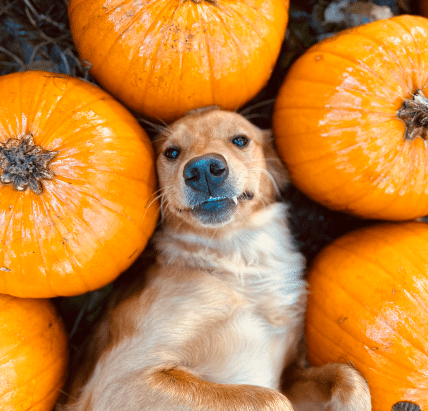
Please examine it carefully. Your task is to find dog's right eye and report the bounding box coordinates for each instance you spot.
[164,147,181,160]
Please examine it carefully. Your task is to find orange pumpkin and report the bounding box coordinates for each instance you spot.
[0,294,68,411]
[68,0,288,123]
[0,71,159,298]
[305,221,428,411]
[273,15,428,221]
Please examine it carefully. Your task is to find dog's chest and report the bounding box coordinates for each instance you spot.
[196,299,297,390]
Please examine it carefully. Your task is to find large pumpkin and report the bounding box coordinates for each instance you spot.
[305,221,428,411]
[68,0,288,123]
[273,15,428,221]
[0,294,68,411]
[0,71,159,298]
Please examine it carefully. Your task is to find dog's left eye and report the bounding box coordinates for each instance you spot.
[232,135,249,148]
[164,147,181,160]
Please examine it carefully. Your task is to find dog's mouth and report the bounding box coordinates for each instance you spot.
[184,191,254,225]
[191,192,254,211]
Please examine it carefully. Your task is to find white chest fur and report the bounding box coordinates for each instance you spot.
[154,203,308,390]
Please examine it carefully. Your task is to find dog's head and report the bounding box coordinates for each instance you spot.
[154,107,288,230]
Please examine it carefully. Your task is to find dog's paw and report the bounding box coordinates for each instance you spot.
[283,362,371,411]
[319,363,371,411]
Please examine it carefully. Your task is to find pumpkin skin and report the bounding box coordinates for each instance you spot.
[0,71,159,298]
[68,0,288,123]
[0,294,68,411]
[273,15,428,221]
[305,221,428,411]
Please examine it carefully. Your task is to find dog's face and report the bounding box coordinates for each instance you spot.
[154,107,287,229]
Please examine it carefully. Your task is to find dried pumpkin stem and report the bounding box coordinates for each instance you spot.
[0,133,58,194]
[397,89,428,141]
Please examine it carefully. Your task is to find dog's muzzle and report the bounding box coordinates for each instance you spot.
[183,153,238,225]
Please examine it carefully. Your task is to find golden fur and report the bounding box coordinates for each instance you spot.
[61,107,371,411]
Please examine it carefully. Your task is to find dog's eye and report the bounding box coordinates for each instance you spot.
[164,147,181,160]
[232,135,249,148]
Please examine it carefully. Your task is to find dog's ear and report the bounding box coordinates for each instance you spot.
[262,129,290,194]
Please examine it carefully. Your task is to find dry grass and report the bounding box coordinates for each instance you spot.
[0,0,92,79]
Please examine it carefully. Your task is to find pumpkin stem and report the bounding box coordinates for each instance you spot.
[397,89,428,141]
[0,133,58,194]
[392,402,421,411]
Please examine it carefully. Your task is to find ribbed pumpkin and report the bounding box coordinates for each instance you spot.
[68,0,288,123]
[0,71,159,298]
[273,15,428,221]
[305,221,428,411]
[0,294,68,411]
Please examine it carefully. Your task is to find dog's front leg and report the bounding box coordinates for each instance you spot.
[282,362,371,411]
[126,366,294,411]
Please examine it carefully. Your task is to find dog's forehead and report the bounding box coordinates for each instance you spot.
[167,110,260,142]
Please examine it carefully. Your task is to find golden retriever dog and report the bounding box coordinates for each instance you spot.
[62,107,371,411]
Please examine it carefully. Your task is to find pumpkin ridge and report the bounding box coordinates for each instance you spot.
[42,183,101,294]
[351,28,414,91]
[0,191,24,292]
[339,23,416,90]
[30,75,89,140]
[386,17,425,86]
[364,226,428,299]
[275,99,395,114]
[306,316,403,385]
[49,180,148,235]
[365,144,409,189]
[34,95,121,146]
[306,301,420,383]
[17,73,48,138]
[281,132,392,170]
[53,166,150,185]
[107,1,173,97]
[308,275,428,379]
[324,240,428,356]
[198,5,216,104]
[102,0,151,22]
[25,194,57,297]
[292,48,404,94]
[207,7,250,104]
[3,351,66,397]
[3,358,67,410]
[35,190,87,296]
[137,2,184,113]
[26,379,65,411]
[57,176,148,218]
[223,3,275,67]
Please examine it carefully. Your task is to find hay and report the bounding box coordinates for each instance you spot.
[0,0,92,79]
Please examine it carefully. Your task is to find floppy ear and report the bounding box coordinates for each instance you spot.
[262,129,290,194]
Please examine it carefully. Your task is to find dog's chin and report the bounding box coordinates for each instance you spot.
[175,192,255,227]
[191,198,237,226]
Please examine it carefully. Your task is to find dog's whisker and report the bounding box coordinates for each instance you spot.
[239,98,276,117]
[247,166,282,195]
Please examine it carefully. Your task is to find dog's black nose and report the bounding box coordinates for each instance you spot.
[183,154,229,194]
